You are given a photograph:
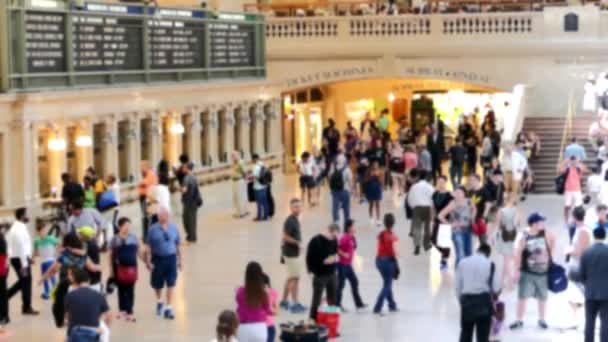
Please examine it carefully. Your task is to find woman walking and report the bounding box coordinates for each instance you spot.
[438,186,475,266]
[236,262,272,342]
[110,217,141,322]
[365,162,384,227]
[494,195,520,288]
[431,176,453,271]
[389,143,406,197]
[336,219,366,312]
[373,213,399,315]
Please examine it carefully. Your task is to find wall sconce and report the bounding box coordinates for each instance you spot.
[388,92,395,103]
[286,113,294,121]
[75,135,93,147]
[48,136,67,151]
[170,122,185,135]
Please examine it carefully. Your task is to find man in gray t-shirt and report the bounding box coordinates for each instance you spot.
[180,164,200,243]
[280,199,306,313]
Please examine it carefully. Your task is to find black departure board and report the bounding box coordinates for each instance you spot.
[209,23,255,68]
[149,20,205,69]
[72,15,143,71]
[25,12,67,73]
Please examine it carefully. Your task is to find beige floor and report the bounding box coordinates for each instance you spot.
[5,175,586,341]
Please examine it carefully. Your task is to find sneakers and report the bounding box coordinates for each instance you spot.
[414,246,421,256]
[440,260,448,271]
[290,303,307,314]
[509,321,523,330]
[164,308,175,320]
[279,300,290,311]
[22,308,39,316]
[538,320,548,330]
[41,293,50,300]
[156,302,164,317]
[356,304,368,313]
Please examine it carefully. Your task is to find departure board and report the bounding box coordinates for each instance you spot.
[25,12,67,73]
[209,22,256,68]
[149,19,205,69]
[72,15,143,71]
[4,2,265,92]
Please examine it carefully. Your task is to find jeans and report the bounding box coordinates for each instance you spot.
[68,326,100,342]
[8,258,33,312]
[41,260,56,296]
[452,230,473,267]
[450,164,463,188]
[310,273,337,321]
[117,283,135,314]
[585,299,608,342]
[0,276,7,323]
[182,204,198,242]
[460,314,491,342]
[254,188,269,220]
[374,257,397,312]
[331,190,351,224]
[336,264,364,308]
[267,325,276,342]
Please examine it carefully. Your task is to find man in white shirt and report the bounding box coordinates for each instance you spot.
[501,143,528,202]
[7,208,39,315]
[297,151,318,206]
[251,154,269,221]
[408,170,435,255]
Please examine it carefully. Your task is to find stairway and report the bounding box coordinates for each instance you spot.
[524,115,596,194]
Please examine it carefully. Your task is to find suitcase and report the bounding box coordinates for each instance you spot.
[280,323,328,342]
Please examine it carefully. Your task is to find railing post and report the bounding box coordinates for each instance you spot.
[337,17,348,38]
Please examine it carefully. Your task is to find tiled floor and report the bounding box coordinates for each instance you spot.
[5,175,586,341]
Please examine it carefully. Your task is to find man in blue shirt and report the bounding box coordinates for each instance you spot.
[564,137,587,161]
[143,206,182,320]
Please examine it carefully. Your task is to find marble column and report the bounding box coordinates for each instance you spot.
[269,98,282,154]
[222,105,235,165]
[102,117,119,180]
[254,102,265,157]
[148,112,162,175]
[205,108,219,167]
[187,109,202,169]
[6,121,29,207]
[128,116,141,183]
[237,103,251,160]
[76,120,94,180]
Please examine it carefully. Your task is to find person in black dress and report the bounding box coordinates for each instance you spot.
[431,176,453,271]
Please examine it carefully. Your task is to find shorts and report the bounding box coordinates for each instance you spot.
[284,256,301,279]
[518,271,548,300]
[564,191,583,207]
[151,254,177,289]
[299,175,315,189]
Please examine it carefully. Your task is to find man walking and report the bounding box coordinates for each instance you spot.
[456,244,501,342]
[251,154,269,221]
[138,161,158,240]
[448,138,467,188]
[143,207,182,320]
[306,223,340,322]
[510,212,555,331]
[501,143,528,202]
[280,199,306,313]
[181,163,201,244]
[329,154,353,224]
[560,157,586,222]
[580,227,608,342]
[427,124,445,183]
[408,170,435,255]
[6,208,38,315]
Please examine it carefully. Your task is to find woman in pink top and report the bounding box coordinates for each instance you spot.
[262,273,278,342]
[236,262,272,342]
[403,144,418,172]
[336,219,366,311]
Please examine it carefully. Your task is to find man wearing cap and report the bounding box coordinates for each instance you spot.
[579,227,608,342]
[510,212,555,331]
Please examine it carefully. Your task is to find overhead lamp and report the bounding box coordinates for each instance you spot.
[75,135,92,147]
[170,122,185,135]
[388,92,395,103]
[48,137,66,151]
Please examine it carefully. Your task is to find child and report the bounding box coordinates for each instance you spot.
[212,310,239,342]
[587,166,602,205]
[263,273,278,342]
[34,222,59,300]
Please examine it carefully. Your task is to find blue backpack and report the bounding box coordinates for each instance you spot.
[547,262,568,293]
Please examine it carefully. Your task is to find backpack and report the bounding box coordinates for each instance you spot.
[555,167,570,195]
[329,165,345,191]
[259,166,273,186]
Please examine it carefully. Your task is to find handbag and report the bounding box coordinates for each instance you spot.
[472,218,487,236]
[460,263,495,322]
[544,235,568,293]
[437,223,452,248]
[116,265,138,284]
[280,323,328,342]
[97,189,118,211]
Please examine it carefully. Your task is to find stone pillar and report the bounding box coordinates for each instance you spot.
[76,120,94,180]
[254,102,265,157]
[222,105,235,165]
[128,117,141,183]
[205,108,219,167]
[103,117,119,180]
[237,103,251,160]
[6,121,29,207]
[269,98,282,154]
[49,125,67,192]
[187,109,202,169]
[148,112,162,174]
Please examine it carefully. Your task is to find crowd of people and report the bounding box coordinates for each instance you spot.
[4,104,608,342]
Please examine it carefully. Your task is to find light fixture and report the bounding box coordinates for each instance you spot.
[170,122,185,135]
[75,135,92,147]
[48,137,66,151]
[283,96,292,107]
[388,93,395,103]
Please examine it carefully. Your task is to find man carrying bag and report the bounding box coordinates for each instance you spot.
[456,244,501,342]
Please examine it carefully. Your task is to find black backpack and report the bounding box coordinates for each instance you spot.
[555,168,570,195]
[329,165,345,191]
[259,166,273,186]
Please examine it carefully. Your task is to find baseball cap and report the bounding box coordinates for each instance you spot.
[77,226,96,239]
[527,212,546,226]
